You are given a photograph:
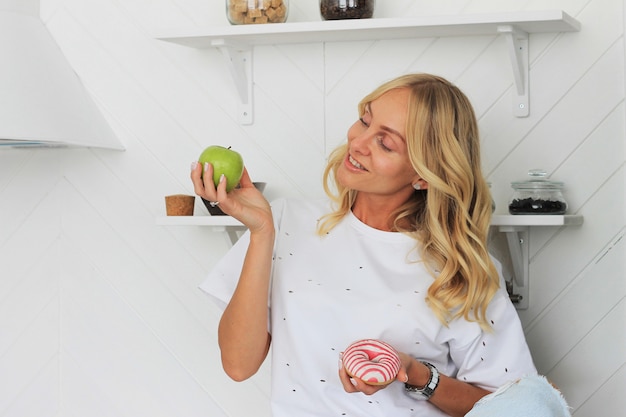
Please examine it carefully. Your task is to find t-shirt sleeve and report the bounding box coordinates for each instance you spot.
[197,198,286,311]
[198,230,251,310]
[446,286,537,391]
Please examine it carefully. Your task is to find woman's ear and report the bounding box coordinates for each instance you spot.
[412,179,428,190]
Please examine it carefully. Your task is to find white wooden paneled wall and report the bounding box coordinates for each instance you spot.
[1,0,624,416]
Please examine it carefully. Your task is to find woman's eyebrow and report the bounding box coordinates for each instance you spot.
[369,104,406,142]
[381,125,405,141]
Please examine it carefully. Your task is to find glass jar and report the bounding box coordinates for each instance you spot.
[508,170,568,215]
[226,0,288,25]
[320,0,375,20]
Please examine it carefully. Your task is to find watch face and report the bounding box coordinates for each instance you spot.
[404,384,430,400]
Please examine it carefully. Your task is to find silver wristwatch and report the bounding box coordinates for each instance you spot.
[404,361,440,401]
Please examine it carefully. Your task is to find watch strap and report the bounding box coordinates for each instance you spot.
[404,361,440,400]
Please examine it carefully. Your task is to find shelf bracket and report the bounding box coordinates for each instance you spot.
[497,225,529,309]
[211,39,253,125]
[498,25,529,118]
[225,227,246,245]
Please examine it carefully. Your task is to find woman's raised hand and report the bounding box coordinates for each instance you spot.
[190,162,273,235]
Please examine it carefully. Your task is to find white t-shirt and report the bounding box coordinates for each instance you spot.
[200,198,537,417]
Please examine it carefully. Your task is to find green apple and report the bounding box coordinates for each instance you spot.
[198,145,244,192]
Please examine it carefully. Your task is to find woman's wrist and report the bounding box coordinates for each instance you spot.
[248,221,275,240]
[404,361,440,401]
[406,359,431,388]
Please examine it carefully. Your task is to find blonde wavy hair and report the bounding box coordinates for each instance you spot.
[317,73,499,330]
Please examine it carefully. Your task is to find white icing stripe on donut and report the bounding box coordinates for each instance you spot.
[342,339,401,385]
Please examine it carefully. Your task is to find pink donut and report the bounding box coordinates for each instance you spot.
[342,339,401,385]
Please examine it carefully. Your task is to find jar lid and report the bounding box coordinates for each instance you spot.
[511,169,564,190]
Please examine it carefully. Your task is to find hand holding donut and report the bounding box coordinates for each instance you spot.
[339,339,408,394]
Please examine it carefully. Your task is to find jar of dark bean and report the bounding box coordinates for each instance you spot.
[320,0,375,20]
[508,170,568,215]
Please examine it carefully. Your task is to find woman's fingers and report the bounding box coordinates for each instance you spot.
[190,161,201,187]
[202,162,216,193]
[338,360,394,396]
[190,161,218,200]
[338,365,359,393]
[215,173,229,203]
[190,161,206,196]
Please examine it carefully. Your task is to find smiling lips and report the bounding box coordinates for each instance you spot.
[348,154,367,171]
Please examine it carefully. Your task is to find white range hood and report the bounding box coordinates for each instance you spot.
[0,1,124,149]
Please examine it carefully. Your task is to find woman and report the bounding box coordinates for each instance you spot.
[190,74,566,417]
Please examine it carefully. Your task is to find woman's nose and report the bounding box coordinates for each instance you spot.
[350,131,373,155]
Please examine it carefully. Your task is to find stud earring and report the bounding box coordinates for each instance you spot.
[413,183,421,190]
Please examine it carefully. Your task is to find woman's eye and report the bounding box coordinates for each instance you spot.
[376,136,392,152]
[359,117,369,127]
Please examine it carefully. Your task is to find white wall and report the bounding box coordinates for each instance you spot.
[0,0,624,416]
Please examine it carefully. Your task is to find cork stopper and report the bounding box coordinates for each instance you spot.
[165,194,195,216]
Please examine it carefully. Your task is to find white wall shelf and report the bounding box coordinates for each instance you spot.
[490,214,583,309]
[156,10,580,122]
[157,215,245,245]
[157,215,243,227]
[157,213,582,228]
[490,214,583,227]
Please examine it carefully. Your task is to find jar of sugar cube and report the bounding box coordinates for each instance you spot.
[226,0,289,24]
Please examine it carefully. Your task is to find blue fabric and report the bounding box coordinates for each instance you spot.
[465,375,572,417]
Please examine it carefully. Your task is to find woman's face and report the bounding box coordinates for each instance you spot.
[337,88,422,201]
